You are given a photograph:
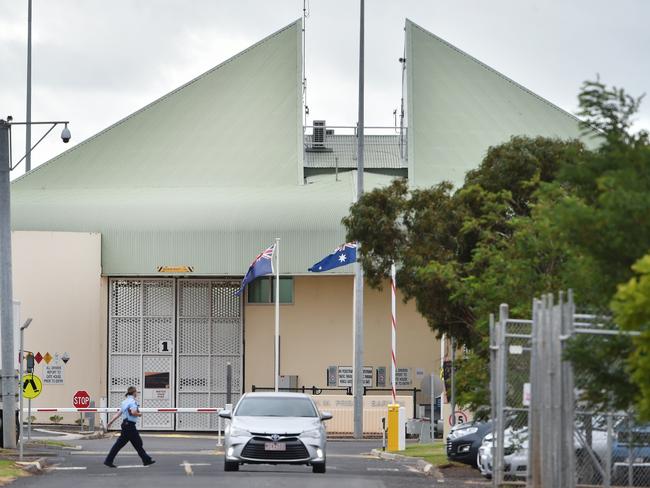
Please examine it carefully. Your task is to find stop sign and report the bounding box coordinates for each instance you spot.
[73,390,91,409]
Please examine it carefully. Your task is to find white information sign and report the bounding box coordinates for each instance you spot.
[43,364,64,384]
[394,367,412,386]
[337,366,373,387]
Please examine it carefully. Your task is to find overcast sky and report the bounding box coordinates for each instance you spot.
[2,0,648,177]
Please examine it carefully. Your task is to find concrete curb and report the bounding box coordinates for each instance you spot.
[15,456,51,475]
[370,448,439,477]
[32,428,105,441]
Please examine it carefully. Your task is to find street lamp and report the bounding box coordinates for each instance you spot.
[18,318,32,461]
[0,117,70,450]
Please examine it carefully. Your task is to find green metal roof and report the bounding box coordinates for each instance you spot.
[12,20,304,190]
[405,19,596,188]
[11,171,394,275]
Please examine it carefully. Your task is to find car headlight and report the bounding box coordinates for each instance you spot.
[300,428,322,439]
[450,427,478,439]
[229,426,250,437]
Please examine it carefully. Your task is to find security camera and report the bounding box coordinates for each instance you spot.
[61,124,71,143]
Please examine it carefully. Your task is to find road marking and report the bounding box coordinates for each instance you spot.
[72,450,219,456]
[52,466,87,471]
[182,460,193,476]
[367,467,400,472]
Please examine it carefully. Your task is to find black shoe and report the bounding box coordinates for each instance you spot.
[144,459,156,466]
[104,461,117,468]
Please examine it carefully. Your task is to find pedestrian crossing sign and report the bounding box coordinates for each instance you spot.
[22,374,42,399]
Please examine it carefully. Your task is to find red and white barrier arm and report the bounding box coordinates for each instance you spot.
[24,407,222,413]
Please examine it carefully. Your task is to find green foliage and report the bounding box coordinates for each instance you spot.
[344,79,650,414]
[49,415,63,424]
[612,255,650,420]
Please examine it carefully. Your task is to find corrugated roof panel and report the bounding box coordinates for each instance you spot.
[12,20,303,190]
[12,172,397,275]
[304,134,407,169]
[406,19,596,188]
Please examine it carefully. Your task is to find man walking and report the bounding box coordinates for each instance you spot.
[104,386,155,468]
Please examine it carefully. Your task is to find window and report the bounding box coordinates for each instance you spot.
[234,396,317,417]
[247,276,293,304]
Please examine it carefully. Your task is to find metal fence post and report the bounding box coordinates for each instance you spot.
[605,413,612,488]
[494,303,508,486]
[226,362,232,406]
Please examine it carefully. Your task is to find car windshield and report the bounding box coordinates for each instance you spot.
[235,397,317,417]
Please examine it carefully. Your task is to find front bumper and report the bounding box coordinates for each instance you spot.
[225,435,325,465]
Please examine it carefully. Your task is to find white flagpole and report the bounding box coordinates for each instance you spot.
[391,263,397,403]
[274,238,280,392]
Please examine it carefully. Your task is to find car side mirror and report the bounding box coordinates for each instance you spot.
[320,412,333,421]
[218,410,232,419]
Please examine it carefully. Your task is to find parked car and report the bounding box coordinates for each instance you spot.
[218,392,332,473]
[612,423,650,486]
[479,425,608,481]
[446,420,494,467]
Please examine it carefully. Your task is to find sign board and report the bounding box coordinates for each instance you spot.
[158,340,173,353]
[144,371,171,400]
[44,364,64,384]
[157,266,194,273]
[394,367,412,386]
[22,374,42,399]
[73,390,91,408]
[449,410,469,426]
[415,368,425,379]
[523,382,531,406]
[337,366,373,387]
[509,344,524,355]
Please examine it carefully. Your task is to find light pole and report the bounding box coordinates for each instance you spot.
[353,0,365,440]
[0,117,70,449]
[18,318,32,460]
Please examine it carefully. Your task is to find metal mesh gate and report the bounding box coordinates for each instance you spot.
[176,280,242,431]
[109,279,175,430]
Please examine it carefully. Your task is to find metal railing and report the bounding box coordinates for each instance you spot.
[303,125,408,170]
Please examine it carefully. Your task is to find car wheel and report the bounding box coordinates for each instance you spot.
[224,460,239,472]
[312,462,326,474]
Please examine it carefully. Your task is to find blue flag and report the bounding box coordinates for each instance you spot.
[308,242,357,272]
[235,243,276,296]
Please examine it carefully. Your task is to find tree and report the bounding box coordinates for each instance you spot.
[611,255,650,420]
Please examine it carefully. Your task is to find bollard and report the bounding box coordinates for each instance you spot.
[387,404,400,451]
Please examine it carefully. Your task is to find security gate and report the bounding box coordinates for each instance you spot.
[108,278,243,431]
[109,279,175,430]
[176,280,243,431]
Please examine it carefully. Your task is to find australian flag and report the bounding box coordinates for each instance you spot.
[235,243,276,296]
[308,242,357,272]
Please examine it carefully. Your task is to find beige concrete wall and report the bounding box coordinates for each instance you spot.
[12,231,103,423]
[244,275,441,395]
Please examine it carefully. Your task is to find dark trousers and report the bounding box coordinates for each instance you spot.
[105,420,152,464]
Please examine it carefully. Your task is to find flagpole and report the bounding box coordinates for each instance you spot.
[391,263,397,403]
[274,237,280,392]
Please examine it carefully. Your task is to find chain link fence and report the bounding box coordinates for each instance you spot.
[490,292,648,487]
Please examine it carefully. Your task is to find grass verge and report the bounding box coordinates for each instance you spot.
[0,459,26,481]
[402,442,459,467]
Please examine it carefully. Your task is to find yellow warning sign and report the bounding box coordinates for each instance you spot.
[157,266,194,273]
[43,352,53,364]
[22,374,42,399]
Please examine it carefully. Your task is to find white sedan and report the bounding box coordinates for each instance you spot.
[219,392,332,473]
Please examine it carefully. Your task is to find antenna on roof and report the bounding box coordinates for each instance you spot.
[302,0,310,127]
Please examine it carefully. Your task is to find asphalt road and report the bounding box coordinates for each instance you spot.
[14,434,486,487]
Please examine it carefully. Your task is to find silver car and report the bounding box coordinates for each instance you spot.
[218,392,332,473]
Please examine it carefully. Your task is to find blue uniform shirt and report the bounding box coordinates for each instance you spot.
[121,395,139,423]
